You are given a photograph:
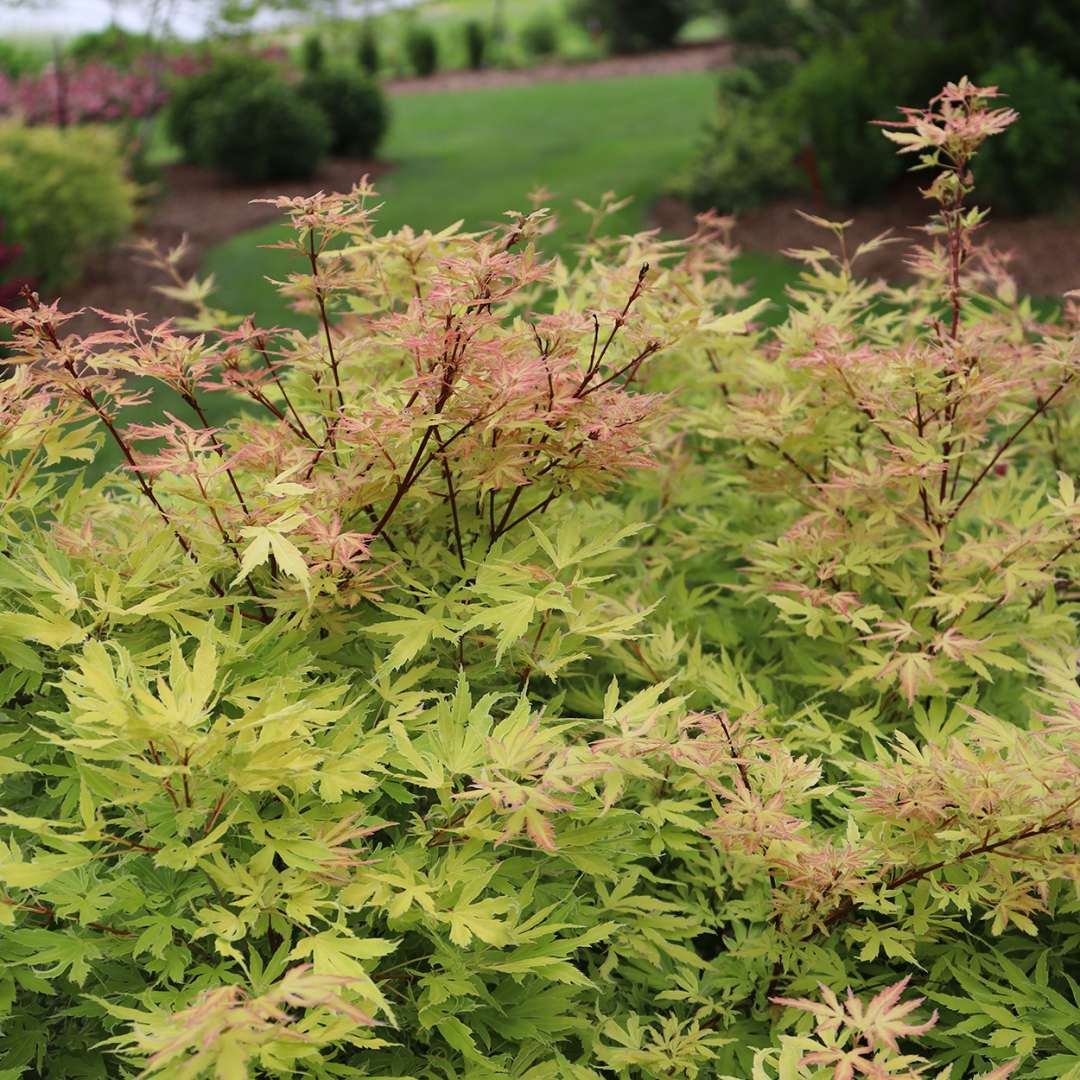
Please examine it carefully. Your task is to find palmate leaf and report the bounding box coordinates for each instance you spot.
[233,524,311,598]
[289,933,397,1019]
[0,609,85,648]
[529,518,647,575]
[367,601,459,670]
[0,852,92,890]
[7,926,103,986]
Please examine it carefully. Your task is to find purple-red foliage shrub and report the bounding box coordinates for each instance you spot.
[0,59,174,126]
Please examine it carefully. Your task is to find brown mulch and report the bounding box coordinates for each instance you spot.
[653,189,1080,298]
[57,158,388,333]
[383,41,733,95]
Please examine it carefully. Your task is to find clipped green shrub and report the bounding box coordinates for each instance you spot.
[922,0,1080,77]
[195,78,330,182]
[779,15,953,204]
[404,24,438,76]
[780,36,903,204]
[463,19,487,70]
[0,40,44,78]
[702,0,1080,213]
[300,30,326,73]
[679,67,801,210]
[572,0,693,54]
[973,48,1080,215]
[714,0,874,52]
[0,122,134,291]
[299,70,388,158]
[165,55,275,163]
[357,19,380,76]
[713,0,806,49]
[67,23,154,67]
[520,15,560,58]
[718,0,1080,73]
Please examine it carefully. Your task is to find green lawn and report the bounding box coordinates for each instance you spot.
[201,70,799,328]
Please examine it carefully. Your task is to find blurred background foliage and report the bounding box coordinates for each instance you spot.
[0,0,1077,335]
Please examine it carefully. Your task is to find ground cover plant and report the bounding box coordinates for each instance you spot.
[2,78,1080,1080]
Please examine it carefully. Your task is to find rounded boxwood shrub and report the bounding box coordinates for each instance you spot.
[357,20,380,76]
[521,15,559,58]
[194,78,331,183]
[299,70,389,158]
[166,55,275,163]
[973,48,1080,215]
[572,0,693,54]
[404,24,438,76]
[0,122,134,291]
[463,19,487,70]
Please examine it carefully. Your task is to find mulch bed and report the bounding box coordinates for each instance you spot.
[383,41,733,95]
[654,189,1080,298]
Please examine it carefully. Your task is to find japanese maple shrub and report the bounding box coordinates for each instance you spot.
[614,80,1080,1075]
[0,80,1079,1079]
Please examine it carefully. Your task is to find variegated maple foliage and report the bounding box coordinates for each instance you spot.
[0,80,1078,1080]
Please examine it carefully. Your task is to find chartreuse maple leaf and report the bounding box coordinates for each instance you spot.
[233,521,311,598]
[289,932,397,1020]
[366,599,460,671]
[101,966,382,1079]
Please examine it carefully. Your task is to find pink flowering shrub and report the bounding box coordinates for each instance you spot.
[0,218,25,306]
[0,82,1078,1079]
[0,49,227,129]
[0,59,171,126]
